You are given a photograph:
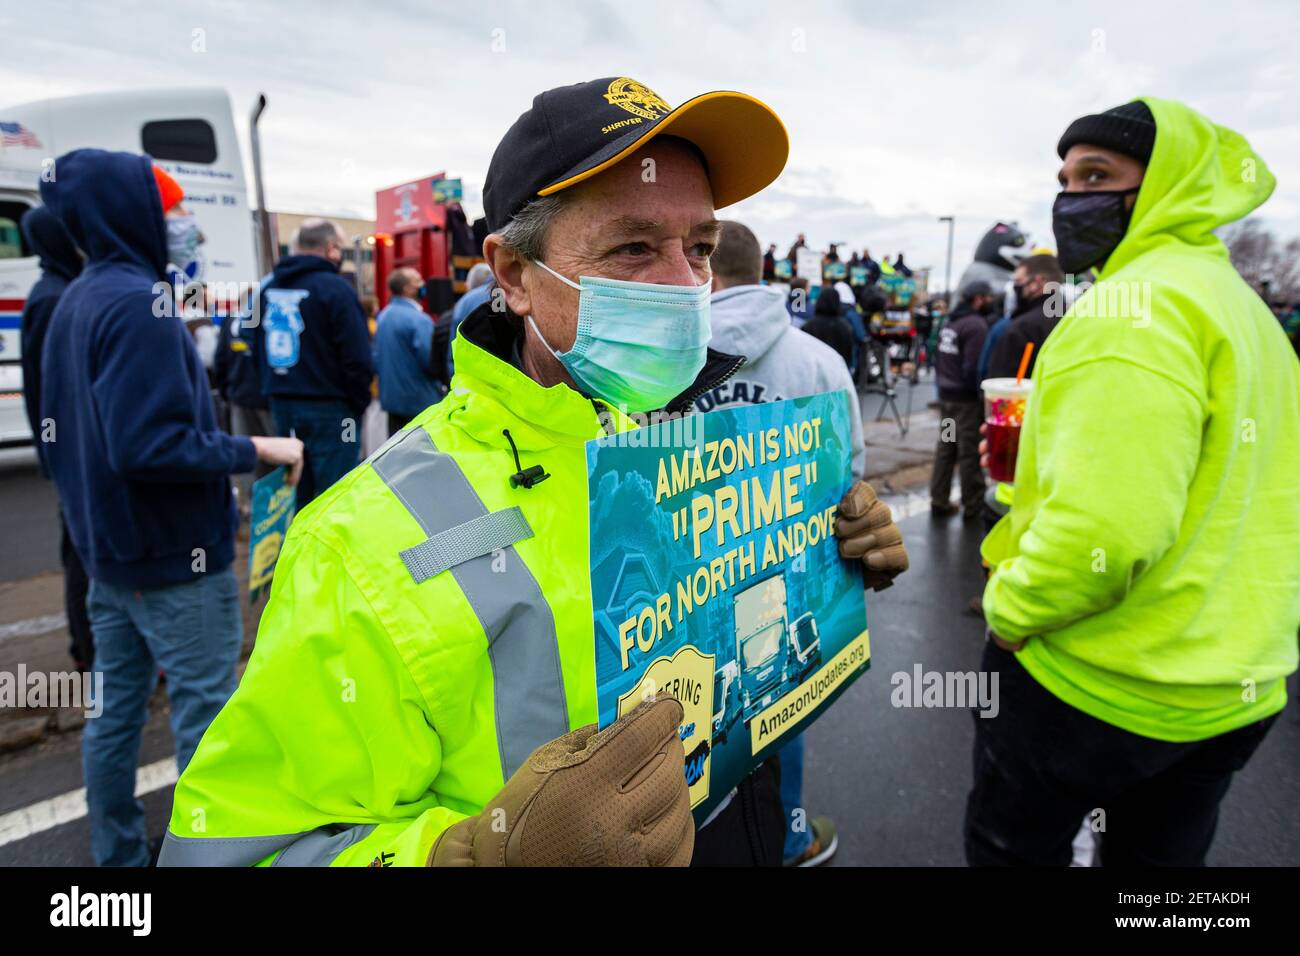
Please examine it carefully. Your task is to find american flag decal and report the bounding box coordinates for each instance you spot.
[0,122,43,149]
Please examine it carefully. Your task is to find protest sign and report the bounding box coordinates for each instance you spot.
[880,272,917,307]
[430,177,463,202]
[587,392,869,822]
[795,248,821,283]
[248,467,296,601]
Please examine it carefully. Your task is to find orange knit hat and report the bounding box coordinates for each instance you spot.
[152,164,184,212]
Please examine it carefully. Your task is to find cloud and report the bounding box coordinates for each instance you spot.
[2,0,1297,283]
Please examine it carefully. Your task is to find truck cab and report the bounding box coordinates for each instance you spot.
[734,573,794,725]
[372,174,485,313]
[789,610,822,684]
[0,87,257,446]
[720,573,826,729]
[711,660,740,744]
[740,616,790,722]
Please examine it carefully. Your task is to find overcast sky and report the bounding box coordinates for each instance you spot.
[4,0,1298,279]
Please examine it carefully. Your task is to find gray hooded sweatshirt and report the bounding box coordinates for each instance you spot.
[695,284,865,479]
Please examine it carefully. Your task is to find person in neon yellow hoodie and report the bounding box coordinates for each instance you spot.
[967,98,1300,866]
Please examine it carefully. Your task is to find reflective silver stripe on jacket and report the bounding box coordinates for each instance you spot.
[372,425,569,781]
[157,823,376,867]
[399,506,534,583]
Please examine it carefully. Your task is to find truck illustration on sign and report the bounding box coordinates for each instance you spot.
[712,571,822,744]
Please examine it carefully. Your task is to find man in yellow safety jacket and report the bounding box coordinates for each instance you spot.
[159,76,909,867]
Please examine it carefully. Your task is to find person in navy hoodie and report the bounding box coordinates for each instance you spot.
[39,150,303,867]
[258,218,373,507]
[19,206,94,671]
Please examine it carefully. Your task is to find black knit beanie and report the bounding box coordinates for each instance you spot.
[1056,100,1156,162]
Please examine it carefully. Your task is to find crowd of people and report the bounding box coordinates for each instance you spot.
[753,242,928,383]
[15,78,1299,869]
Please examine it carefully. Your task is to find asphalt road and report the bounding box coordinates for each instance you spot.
[0,432,1296,867]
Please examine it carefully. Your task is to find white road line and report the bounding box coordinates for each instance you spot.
[884,492,935,522]
[0,612,67,644]
[0,757,177,848]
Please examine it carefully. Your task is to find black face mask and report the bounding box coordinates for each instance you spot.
[1051,188,1139,275]
[1012,281,1037,306]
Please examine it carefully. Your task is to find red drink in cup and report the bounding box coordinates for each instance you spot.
[985,420,1020,483]
[981,378,1034,484]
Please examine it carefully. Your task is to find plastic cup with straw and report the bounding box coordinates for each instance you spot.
[980,342,1035,483]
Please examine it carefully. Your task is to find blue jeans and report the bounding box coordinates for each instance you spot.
[83,568,242,866]
[270,397,362,508]
[780,734,811,861]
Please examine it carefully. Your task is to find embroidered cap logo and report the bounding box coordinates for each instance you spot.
[604,78,672,120]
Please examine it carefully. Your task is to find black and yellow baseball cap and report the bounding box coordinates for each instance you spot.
[483,76,789,233]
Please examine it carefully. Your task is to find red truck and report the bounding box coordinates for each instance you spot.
[372,173,485,314]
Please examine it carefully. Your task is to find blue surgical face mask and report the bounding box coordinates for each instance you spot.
[526,260,712,413]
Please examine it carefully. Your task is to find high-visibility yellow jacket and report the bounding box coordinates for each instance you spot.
[981,97,1300,742]
[159,308,740,866]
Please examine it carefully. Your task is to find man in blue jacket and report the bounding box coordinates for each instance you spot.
[19,206,93,670]
[259,218,373,507]
[39,150,303,866]
[373,267,446,436]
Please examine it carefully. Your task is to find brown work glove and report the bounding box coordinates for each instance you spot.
[834,480,910,592]
[427,696,693,867]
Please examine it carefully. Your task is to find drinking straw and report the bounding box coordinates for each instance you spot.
[1015,342,1035,385]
